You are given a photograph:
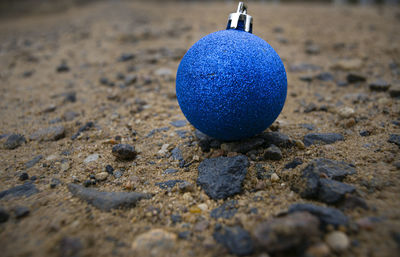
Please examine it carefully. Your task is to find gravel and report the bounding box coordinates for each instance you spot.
[213,225,254,256]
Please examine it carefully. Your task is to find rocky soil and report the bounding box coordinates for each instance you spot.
[0,1,399,257]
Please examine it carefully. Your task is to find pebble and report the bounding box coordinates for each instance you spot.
[0,182,39,199]
[210,200,238,219]
[290,63,322,72]
[197,155,249,200]
[270,173,280,182]
[0,206,10,222]
[337,107,355,119]
[264,145,282,160]
[50,178,61,188]
[67,183,152,211]
[19,172,29,181]
[30,126,65,142]
[288,203,349,228]
[331,59,362,70]
[105,165,114,174]
[3,134,26,149]
[369,79,391,91]
[346,73,366,83]
[178,231,191,239]
[63,91,77,103]
[125,74,137,85]
[25,155,43,169]
[170,120,187,127]
[71,121,94,140]
[305,243,331,257]
[220,137,265,154]
[194,219,209,232]
[171,147,184,161]
[325,231,350,252]
[163,168,179,175]
[261,131,293,148]
[155,180,186,190]
[13,206,30,219]
[131,229,177,257]
[56,62,70,72]
[284,158,303,169]
[62,111,79,121]
[303,133,344,146]
[305,43,320,55]
[158,144,170,155]
[60,162,70,172]
[318,178,356,204]
[213,225,254,256]
[59,237,82,257]
[95,172,109,181]
[253,212,321,253]
[389,83,400,98]
[304,103,317,113]
[118,53,135,62]
[84,154,99,164]
[388,134,400,148]
[195,129,221,152]
[112,144,137,160]
[315,72,334,81]
[170,214,182,224]
[146,127,170,138]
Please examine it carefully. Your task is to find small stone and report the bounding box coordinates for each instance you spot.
[59,237,82,257]
[50,178,61,188]
[318,178,356,204]
[288,203,349,228]
[331,59,362,70]
[84,154,99,164]
[63,91,77,103]
[67,183,151,211]
[213,225,254,256]
[303,133,344,146]
[359,130,370,137]
[30,126,65,142]
[270,173,280,182]
[118,53,135,62]
[316,72,334,81]
[346,73,366,84]
[0,182,39,199]
[13,206,30,219]
[306,44,320,55]
[220,137,265,154]
[60,162,70,172]
[155,180,186,190]
[264,145,282,160]
[170,120,187,127]
[389,83,400,98]
[146,127,170,138]
[170,214,182,224]
[125,74,137,85]
[0,206,10,223]
[388,134,400,148]
[305,243,331,257]
[62,111,79,121]
[25,155,43,169]
[163,168,179,175]
[155,67,173,77]
[71,121,94,140]
[171,147,184,161]
[178,181,194,192]
[299,75,313,82]
[112,144,137,160]
[19,172,29,181]
[197,155,249,200]
[3,134,26,149]
[253,212,321,253]
[194,220,209,232]
[284,158,303,169]
[210,200,238,219]
[56,62,69,72]
[369,79,391,92]
[261,132,293,148]
[131,229,177,257]
[325,231,349,252]
[158,144,170,155]
[178,231,191,239]
[105,165,114,174]
[195,129,222,152]
[304,103,318,113]
[337,107,355,119]
[95,172,109,181]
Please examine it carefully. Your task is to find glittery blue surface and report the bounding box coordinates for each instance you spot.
[176,29,287,141]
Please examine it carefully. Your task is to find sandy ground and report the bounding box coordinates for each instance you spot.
[0,1,399,257]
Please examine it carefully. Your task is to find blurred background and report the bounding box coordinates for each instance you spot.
[0,0,399,18]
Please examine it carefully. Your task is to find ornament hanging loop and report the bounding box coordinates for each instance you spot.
[227,2,253,33]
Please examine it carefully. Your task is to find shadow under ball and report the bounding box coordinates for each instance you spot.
[176,3,287,141]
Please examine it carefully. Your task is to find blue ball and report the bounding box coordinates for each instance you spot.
[176,29,287,141]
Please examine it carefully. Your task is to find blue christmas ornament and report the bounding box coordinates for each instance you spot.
[176,2,287,141]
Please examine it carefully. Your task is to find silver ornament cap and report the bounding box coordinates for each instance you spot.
[227,2,253,33]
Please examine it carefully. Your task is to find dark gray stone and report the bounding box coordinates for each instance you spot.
[56,62,69,72]
[369,79,391,92]
[67,183,152,211]
[213,225,254,256]
[264,144,282,160]
[221,137,265,154]
[388,134,400,148]
[175,130,189,139]
[170,120,187,127]
[25,155,43,169]
[304,158,356,181]
[303,133,344,146]
[318,178,356,204]
[289,63,322,72]
[50,178,61,188]
[0,206,9,223]
[171,147,184,161]
[347,73,366,83]
[146,127,169,138]
[171,214,182,224]
[71,121,94,140]
[118,53,134,62]
[13,206,30,219]
[316,72,334,81]
[59,237,82,257]
[288,203,349,228]
[197,155,249,200]
[389,85,400,98]
[0,182,39,199]
[155,180,186,190]
[112,144,137,160]
[19,172,29,181]
[30,126,65,141]
[261,131,293,148]
[304,103,317,113]
[284,158,303,169]
[195,129,222,152]
[62,91,76,103]
[3,134,26,149]
[210,200,238,219]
